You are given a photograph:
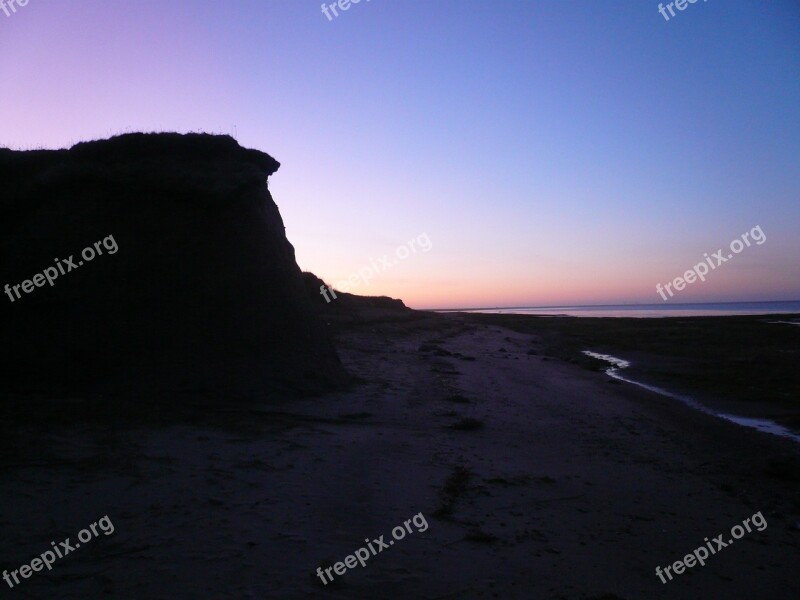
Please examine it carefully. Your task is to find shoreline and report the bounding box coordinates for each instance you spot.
[457,312,800,434]
[583,350,800,444]
[428,301,800,318]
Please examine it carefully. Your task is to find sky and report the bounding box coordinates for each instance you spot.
[1,0,798,309]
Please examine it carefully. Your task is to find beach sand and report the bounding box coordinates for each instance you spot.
[1,310,799,599]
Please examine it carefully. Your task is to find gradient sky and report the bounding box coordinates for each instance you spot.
[1,0,798,309]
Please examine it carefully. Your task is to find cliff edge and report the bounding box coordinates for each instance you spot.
[0,133,348,398]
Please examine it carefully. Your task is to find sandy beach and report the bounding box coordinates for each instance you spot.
[2,309,798,599]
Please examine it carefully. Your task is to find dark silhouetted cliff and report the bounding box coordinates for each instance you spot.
[301,272,407,312]
[0,133,348,398]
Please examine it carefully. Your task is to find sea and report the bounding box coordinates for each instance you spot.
[439,300,800,318]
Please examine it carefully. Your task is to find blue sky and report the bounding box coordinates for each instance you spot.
[1,0,798,307]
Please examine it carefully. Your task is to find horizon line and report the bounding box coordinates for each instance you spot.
[422,299,800,312]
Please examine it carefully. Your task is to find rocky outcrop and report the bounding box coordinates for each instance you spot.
[0,133,348,398]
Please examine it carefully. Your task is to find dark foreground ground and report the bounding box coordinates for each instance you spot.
[1,310,799,599]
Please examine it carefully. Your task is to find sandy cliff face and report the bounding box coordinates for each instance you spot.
[0,133,348,397]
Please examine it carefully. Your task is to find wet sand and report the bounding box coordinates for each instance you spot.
[462,312,800,431]
[1,311,799,599]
